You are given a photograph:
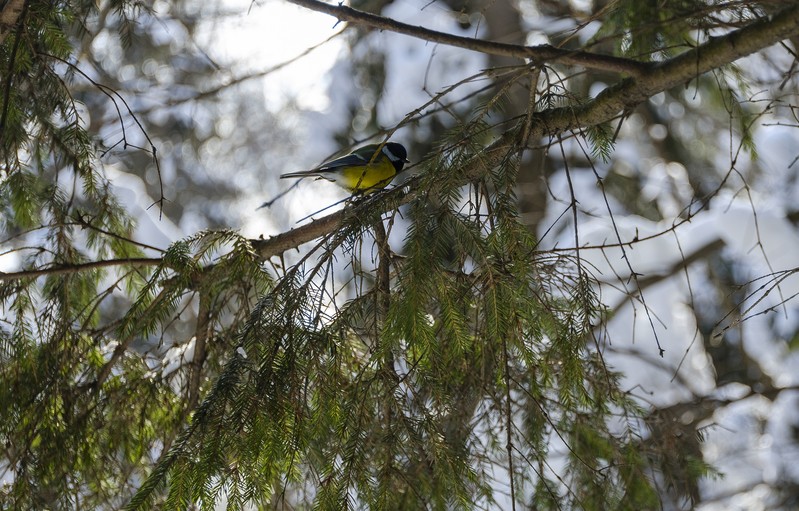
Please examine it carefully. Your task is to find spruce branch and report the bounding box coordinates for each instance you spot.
[39,52,166,216]
[528,5,799,139]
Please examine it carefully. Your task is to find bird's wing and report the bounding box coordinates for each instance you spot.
[317,150,376,171]
[280,145,381,178]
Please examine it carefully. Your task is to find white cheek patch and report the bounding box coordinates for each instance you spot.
[383,146,399,162]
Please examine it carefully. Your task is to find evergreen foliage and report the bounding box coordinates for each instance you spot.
[1,0,798,509]
[122,124,657,509]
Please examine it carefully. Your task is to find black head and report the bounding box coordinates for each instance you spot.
[383,142,409,172]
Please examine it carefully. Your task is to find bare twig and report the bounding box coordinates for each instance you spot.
[285,0,650,76]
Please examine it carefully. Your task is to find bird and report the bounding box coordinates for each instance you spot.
[280,142,409,193]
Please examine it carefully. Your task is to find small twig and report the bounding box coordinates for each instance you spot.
[39,52,166,217]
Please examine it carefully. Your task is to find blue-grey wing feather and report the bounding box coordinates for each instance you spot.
[280,144,380,179]
[317,152,371,171]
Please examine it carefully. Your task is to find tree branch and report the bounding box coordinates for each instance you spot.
[0,258,162,282]
[285,0,650,76]
[187,292,212,412]
[249,187,414,260]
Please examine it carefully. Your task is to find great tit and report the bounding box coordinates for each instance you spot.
[280,142,409,193]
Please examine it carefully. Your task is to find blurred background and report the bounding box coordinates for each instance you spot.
[5,0,799,508]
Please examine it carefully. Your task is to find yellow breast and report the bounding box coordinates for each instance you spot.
[339,160,397,192]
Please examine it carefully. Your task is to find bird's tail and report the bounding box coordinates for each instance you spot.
[280,170,320,179]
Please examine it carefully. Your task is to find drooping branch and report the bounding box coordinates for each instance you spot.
[285,0,649,76]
